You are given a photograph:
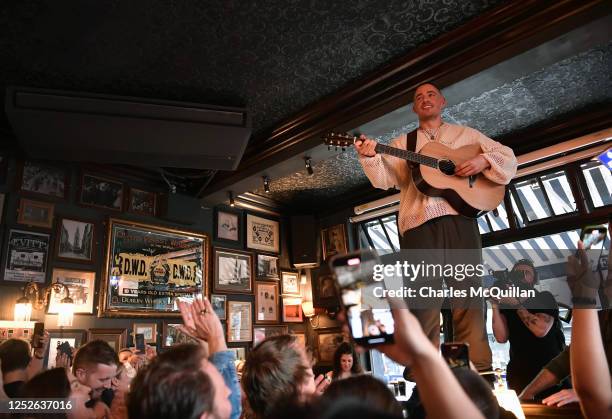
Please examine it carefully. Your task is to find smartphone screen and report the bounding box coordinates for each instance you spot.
[330,250,394,346]
[581,226,607,250]
[135,334,145,352]
[31,322,44,349]
[441,342,470,369]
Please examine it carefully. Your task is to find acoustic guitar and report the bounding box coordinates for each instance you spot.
[322,132,505,218]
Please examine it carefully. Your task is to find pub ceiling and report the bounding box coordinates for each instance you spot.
[0,1,610,211]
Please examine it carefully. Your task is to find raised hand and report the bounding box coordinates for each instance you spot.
[567,241,600,308]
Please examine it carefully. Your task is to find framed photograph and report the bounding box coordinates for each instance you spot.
[3,229,50,283]
[281,271,300,296]
[211,294,227,320]
[55,217,95,263]
[48,269,95,314]
[19,160,68,199]
[227,301,252,343]
[292,330,306,348]
[311,267,339,309]
[253,325,288,346]
[255,281,279,324]
[17,199,54,229]
[215,208,242,243]
[88,328,127,351]
[128,187,156,216]
[98,219,209,317]
[133,323,158,344]
[44,329,87,369]
[213,248,253,294]
[79,173,124,211]
[162,323,199,348]
[321,224,348,260]
[246,214,279,253]
[282,297,303,323]
[256,254,279,280]
[228,346,247,362]
[315,328,347,364]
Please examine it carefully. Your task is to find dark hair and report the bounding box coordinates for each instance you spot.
[512,258,538,282]
[413,82,442,96]
[331,342,362,380]
[20,368,70,419]
[320,375,403,418]
[126,344,214,419]
[0,338,31,373]
[242,335,311,418]
[452,369,500,419]
[72,340,119,373]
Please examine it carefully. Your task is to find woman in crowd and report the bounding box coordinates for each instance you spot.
[326,342,363,381]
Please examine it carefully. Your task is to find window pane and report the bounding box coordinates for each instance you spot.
[540,171,576,215]
[487,199,510,231]
[477,215,491,234]
[581,161,612,208]
[514,178,553,221]
[360,214,399,253]
[509,192,525,228]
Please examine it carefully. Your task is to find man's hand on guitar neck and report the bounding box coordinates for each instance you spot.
[454,155,490,177]
[355,134,377,157]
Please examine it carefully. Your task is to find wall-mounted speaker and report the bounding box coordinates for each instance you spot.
[290,215,318,266]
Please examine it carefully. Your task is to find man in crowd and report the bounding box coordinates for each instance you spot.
[0,332,48,397]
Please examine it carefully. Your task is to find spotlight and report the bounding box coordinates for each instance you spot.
[228,191,235,207]
[263,176,271,193]
[305,157,314,176]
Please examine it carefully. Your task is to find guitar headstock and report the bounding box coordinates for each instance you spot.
[322,132,355,149]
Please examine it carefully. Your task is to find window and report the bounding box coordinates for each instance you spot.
[581,160,612,208]
[358,214,400,253]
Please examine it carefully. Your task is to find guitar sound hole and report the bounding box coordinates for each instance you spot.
[438,159,456,175]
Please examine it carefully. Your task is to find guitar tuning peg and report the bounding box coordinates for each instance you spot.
[335,146,338,151]
[342,147,346,152]
[328,145,331,151]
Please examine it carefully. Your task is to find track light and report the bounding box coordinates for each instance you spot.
[305,157,314,176]
[263,176,271,193]
[228,191,235,207]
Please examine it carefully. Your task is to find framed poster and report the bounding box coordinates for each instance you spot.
[215,208,242,243]
[44,329,87,369]
[162,323,199,348]
[4,229,50,283]
[311,267,339,309]
[321,224,348,260]
[19,160,68,200]
[282,297,303,323]
[211,294,227,320]
[228,346,247,362]
[315,328,347,365]
[253,325,288,346]
[48,269,95,314]
[55,217,95,263]
[98,219,209,317]
[88,328,127,351]
[17,199,54,229]
[281,271,300,296]
[133,323,158,344]
[255,281,279,324]
[79,173,124,211]
[292,330,306,348]
[256,254,279,280]
[227,301,252,343]
[213,248,253,294]
[246,214,279,253]
[128,188,156,216]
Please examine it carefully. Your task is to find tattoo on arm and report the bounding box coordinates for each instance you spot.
[517,308,553,335]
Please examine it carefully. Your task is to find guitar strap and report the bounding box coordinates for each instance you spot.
[405,129,418,168]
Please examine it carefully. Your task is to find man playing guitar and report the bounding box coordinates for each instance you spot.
[355,83,517,375]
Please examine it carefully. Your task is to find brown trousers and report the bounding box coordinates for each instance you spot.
[400,215,493,371]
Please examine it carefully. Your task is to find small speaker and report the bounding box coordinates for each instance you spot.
[159,193,202,225]
[290,215,318,266]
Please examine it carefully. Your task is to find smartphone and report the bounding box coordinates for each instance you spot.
[31,322,44,349]
[581,225,607,250]
[135,333,145,352]
[441,342,470,370]
[329,250,394,346]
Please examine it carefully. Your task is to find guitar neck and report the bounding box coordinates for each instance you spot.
[373,142,438,168]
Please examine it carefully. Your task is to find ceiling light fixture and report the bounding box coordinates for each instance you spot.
[304,157,314,176]
[263,176,271,193]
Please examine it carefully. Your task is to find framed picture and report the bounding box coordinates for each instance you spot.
[292,330,306,348]
[281,271,300,296]
[255,281,279,324]
[227,301,252,343]
[282,297,303,323]
[48,269,95,314]
[133,323,158,344]
[215,208,242,243]
[246,214,279,253]
[128,187,156,216]
[98,219,209,317]
[88,328,127,351]
[228,346,247,362]
[321,224,348,260]
[315,328,347,364]
[0,193,5,224]
[17,199,54,229]
[213,248,253,294]
[44,329,87,369]
[19,160,68,199]
[79,173,124,211]
[55,217,95,263]
[253,325,288,346]
[311,267,339,309]
[211,294,227,320]
[3,229,50,283]
[162,323,199,348]
[256,254,279,280]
